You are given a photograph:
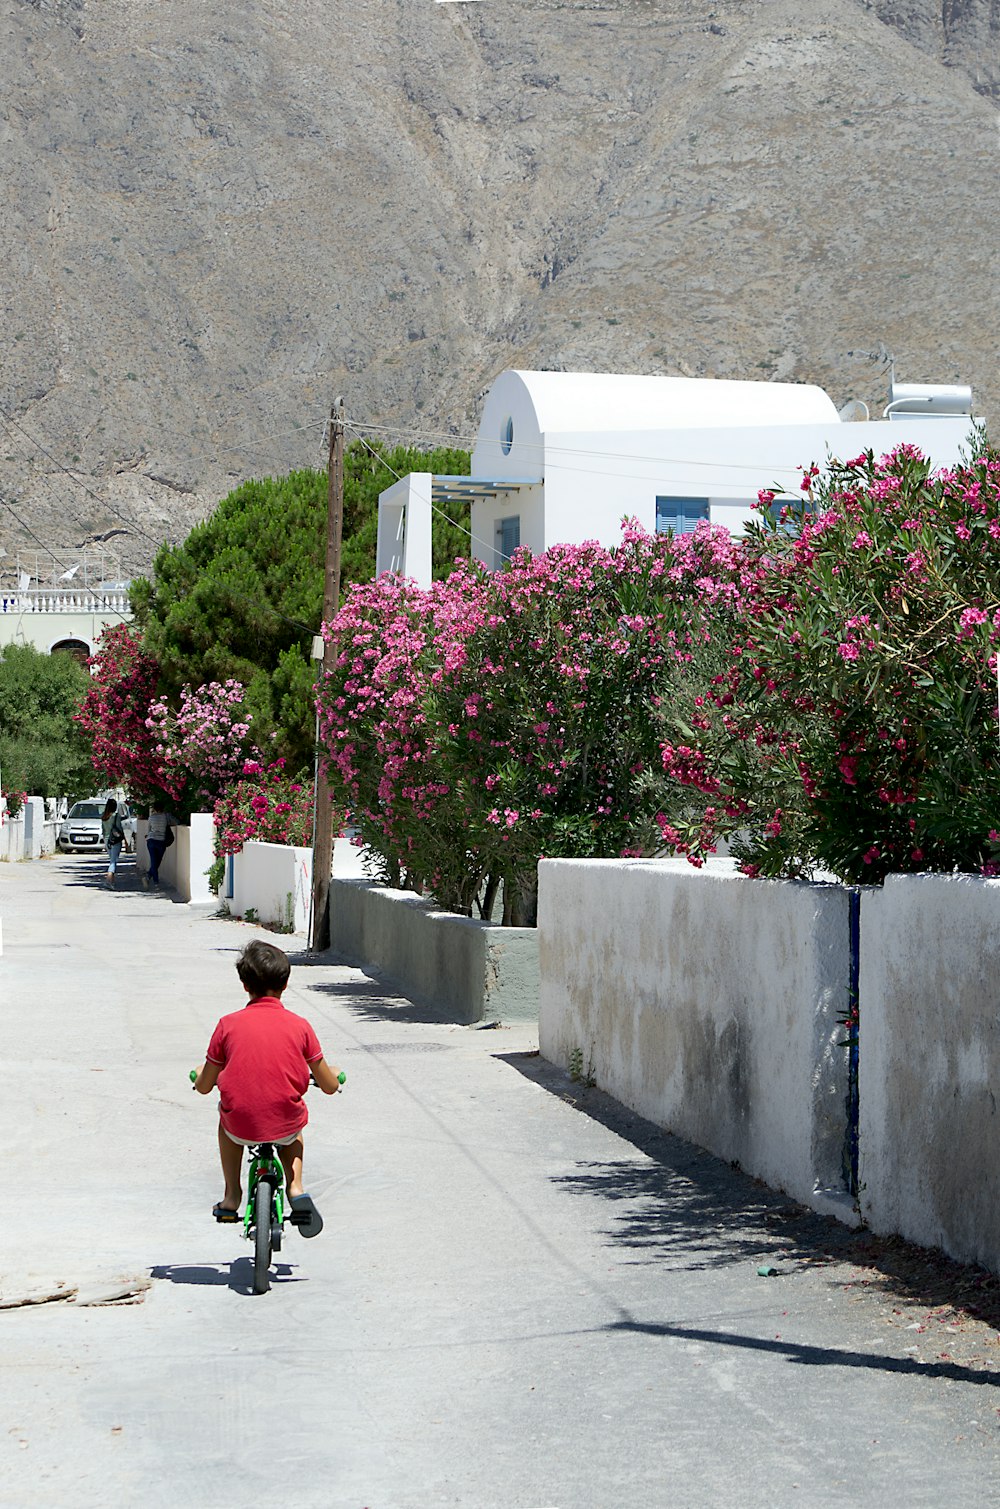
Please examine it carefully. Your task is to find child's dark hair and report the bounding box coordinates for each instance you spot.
[236,940,291,997]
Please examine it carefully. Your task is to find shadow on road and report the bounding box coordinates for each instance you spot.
[302,972,464,1026]
[499,1049,1000,1353]
[604,1317,1000,1388]
[55,853,189,902]
[150,1258,303,1295]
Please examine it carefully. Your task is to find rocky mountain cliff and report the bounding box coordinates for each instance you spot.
[1,0,997,581]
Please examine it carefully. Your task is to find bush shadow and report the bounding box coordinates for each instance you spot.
[498,1050,1000,1342]
[302,972,466,1026]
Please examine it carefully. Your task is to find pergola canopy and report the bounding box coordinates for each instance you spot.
[431,475,539,506]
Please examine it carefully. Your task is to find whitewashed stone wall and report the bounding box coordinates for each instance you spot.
[538,858,853,1218]
[860,874,1000,1271]
[231,840,312,933]
[135,813,215,904]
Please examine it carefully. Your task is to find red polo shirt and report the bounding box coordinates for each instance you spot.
[206,997,323,1141]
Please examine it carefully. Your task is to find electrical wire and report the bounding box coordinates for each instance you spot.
[0,403,328,637]
[0,493,132,625]
[343,417,508,563]
[349,413,816,483]
[347,416,480,449]
[0,409,162,547]
[157,415,329,470]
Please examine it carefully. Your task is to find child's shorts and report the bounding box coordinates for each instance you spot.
[221,1126,304,1147]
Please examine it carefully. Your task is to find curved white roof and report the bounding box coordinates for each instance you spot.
[486,369,840,434]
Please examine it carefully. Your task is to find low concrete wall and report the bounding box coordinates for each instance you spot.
[231,841,312,932]
[860,874,1000,1271]
[22,797,44,858]
[538,858,852,1217]
[225,835,368,933]
[0,816,24,861]
[329,879,540,1024]
[136,813,215,904]
[0,811,57,861]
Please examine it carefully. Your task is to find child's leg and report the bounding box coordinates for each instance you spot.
[277,1136,305,1199]
[217,1123,243,1210]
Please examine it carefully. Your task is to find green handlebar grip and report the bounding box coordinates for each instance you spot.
[338,1071,346,1084]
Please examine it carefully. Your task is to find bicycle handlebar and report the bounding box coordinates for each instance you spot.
[192,1067,345,1087]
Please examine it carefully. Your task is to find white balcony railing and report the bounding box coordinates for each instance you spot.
[0,591,131,615]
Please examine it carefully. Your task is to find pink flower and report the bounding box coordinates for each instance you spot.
[839,756,859,785]
[957,606,988,641]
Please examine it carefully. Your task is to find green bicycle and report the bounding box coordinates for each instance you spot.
[189,1068,345,1294]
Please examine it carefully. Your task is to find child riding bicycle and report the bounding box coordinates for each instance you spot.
[193,939,342,1238]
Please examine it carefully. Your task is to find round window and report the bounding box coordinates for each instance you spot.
[501,416,514,456]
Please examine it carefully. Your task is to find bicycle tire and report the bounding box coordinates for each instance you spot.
[252,1178,272,1294]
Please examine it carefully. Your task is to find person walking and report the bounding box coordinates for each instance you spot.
[100,798,126,889]
[144,802,174,888]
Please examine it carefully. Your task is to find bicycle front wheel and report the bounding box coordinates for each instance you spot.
[252,1179,273,1294]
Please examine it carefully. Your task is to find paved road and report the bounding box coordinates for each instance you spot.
[2,850,999,1508]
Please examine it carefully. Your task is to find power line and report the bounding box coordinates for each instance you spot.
[158,415,329,469]
[347,414,833,483]
[0,408,162,546]
[0,493,133,626]
[347,416,479,449]
[343,418,508,564]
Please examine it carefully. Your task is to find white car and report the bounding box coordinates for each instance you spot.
[57,799,136,853]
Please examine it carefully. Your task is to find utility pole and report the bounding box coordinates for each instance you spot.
[309,397,345,951]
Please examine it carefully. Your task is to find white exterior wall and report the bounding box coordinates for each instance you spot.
[231,840,312,932]
[859,874,1000,1271]
[471,483,545,569]
[226,834,366,933]
[0,815,55,860]
[0,816,24,862]
[22,796,45,858]
[538,858,852,1214]
[375,473,433,588]
[473,415,976,558]
[135,813,215,904]
[328,879,539,1023]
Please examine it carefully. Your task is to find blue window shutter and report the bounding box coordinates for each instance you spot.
[497,514,520,566]
[655,497,709,535]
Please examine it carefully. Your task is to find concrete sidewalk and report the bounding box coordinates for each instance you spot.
[2,850,999,1508]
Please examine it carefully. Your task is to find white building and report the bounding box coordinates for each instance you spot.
[0,550,131,658]
[0,588,131,658]
[376,369,978,586]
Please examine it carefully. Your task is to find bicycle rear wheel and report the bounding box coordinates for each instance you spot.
[252,1178,273,1294]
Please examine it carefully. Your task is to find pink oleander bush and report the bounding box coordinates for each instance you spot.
[315,522,748,917]
[145,678,257,805]
[77,627,267,816]
[82,440,1000,899]
[653,438,1000,881]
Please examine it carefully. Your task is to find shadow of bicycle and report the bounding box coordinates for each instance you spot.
[150,1257,304,1295]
